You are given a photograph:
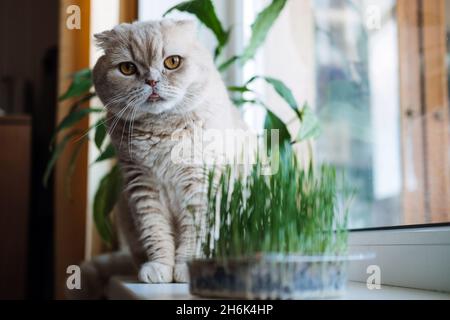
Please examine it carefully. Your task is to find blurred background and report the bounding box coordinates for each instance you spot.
[0,0,449,299]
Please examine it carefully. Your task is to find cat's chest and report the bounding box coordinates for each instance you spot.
[128,126,197,171]
[129,133,174,167]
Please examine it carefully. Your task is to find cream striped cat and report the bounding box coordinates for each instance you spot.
[69,19,247,298]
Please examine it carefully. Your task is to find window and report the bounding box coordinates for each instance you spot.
[235,0,450,292]
[241,0,450,229]
[314,0,401,229]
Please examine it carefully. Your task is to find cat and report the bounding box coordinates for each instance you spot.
[68,19,248,298]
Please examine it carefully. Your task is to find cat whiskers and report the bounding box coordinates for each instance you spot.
[108,89,143,137]
[127,91,148,160]
[72,92,128,143]
[118,96,139,150]
[108,102,133,137]
[128,104,138,160]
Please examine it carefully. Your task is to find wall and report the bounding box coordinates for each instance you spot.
[0,0,59,298]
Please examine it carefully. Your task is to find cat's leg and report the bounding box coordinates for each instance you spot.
[115,193,148,266]
[172,170,208,283]
[124,169,175,283]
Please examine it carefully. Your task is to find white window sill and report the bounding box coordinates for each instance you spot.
[105,277,450,300]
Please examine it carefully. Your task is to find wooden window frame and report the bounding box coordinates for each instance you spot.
[55,0,91,300]
[398,0,450,225]
[55,0,138,299]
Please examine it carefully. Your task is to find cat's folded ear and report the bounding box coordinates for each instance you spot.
[94,29,115,51]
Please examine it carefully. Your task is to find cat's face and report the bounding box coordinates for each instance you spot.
[93,20,211,116]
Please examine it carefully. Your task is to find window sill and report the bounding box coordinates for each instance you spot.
[105,277,450,300]
[347,226,450,292]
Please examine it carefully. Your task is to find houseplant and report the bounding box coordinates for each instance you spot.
[188,149,356,299]
[45,0,320,245]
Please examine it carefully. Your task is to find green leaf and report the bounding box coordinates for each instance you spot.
[248,76,303,120]
[262,77,296,109]
[43,130,81,187]
[93,165,123,245]
[219,0,287,70]
[264,109,291,152]
[218,55,239,72]
[213,38,230,59]
[164,0,229,57]
[94,143,116,163]
[297,104,321,142]
[229,85,254,107]
[94,119,107,151]
[65,136,88,196]
[228,85,251,93]
[241,0,287,63]
[68,92,96,113]
[232,98,257,107]
[50,108,103,146]
[55,108,103,134]
[59,68,93,101]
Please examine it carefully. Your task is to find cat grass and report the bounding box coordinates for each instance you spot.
[199,149,351,260]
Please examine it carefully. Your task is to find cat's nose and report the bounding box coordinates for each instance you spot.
[145,79,158,87]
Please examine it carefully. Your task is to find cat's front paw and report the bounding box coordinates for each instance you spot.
[138,262,173,283]
[173,263,189,283]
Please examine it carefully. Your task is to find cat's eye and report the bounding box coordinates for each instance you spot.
[164,55,182,70]
[119,62,137,76]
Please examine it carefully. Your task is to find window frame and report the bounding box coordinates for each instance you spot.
[398,0,450,224]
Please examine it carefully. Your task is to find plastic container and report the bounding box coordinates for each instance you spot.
[188,254,372,299]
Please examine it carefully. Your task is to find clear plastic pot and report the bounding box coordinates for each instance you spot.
[188,254,372,299]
